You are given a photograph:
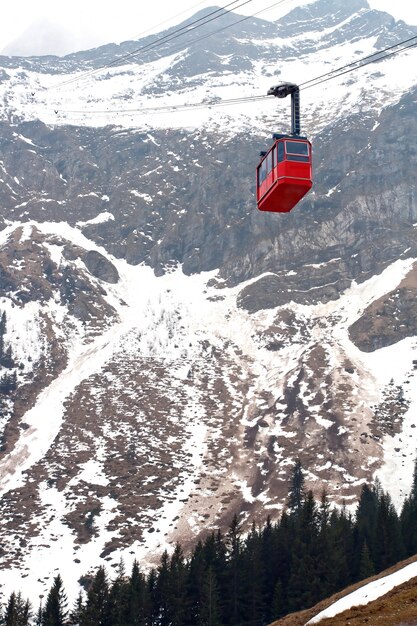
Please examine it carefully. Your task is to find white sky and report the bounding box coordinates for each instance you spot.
[1,0,417,57]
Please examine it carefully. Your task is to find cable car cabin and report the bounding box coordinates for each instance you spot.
[257,135,312,213]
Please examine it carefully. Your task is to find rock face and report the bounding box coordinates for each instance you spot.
[1,84,417,304]
[83,251,119,284]
[349,263,417,352]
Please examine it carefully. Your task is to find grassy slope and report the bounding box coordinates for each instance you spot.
[269,555,417,626]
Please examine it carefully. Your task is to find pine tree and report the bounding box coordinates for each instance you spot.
[41,574,68,626]
[354,483,378,574]
[146,569,159,626]
[168,543,188,626]
[270,511,292,607]
[401,457,417,556]
[259,516,277,613]
[211,529,227,618]
[374,490,404,572]
[127,560,148,626]
[2,345,14,368]
[2,592,18,626]
[358,539,375,580]
[242,522,266,625]
[411,456,417,502]
[270,579,285,621]
[186,540,206,626]
[400,495,417,557]
[287,458,306,516]
[0,311,6,360]
[287,492,320,611]
[107,571,130,626]
[315,491,335,599]
[68,592,84,626]
[224,514,244,625]
[0,371,17,394]
[326,508,353,591]
[2,591,31,626]
[35,603,43,626]
[199,566,222,626]
[0,311,6,335]
[80,567,109,626]
[318,489,331,532]
[154,551,171,626]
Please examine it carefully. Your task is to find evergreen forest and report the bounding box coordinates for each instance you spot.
[0,310,17,452]
[0,311,16,395]
[3,459,417,626]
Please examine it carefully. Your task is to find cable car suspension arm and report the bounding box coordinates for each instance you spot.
[267,82,300,136]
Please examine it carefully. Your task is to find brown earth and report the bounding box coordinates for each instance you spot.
[269,555,417,626]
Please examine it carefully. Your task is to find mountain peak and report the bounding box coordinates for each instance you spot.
[276,0,371,35]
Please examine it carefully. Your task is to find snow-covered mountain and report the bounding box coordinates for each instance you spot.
[0,0,417,605]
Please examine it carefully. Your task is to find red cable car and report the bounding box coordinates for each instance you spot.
[257,83,312,213]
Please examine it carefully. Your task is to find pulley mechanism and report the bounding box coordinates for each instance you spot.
[267,82,301,136]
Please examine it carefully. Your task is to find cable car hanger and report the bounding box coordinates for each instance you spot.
[267,82,301,136]
[256,82,313,213]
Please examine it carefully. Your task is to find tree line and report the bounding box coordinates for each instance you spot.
[3,458,417,626]
[0,311,16,394]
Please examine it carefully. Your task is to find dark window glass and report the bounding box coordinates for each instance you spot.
[286,141,309,156]
[277,142,285,162]
[258,160,267,186]
[266,150,273,174]
[285,141,310,161]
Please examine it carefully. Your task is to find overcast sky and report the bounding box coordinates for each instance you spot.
[1,0,417,57]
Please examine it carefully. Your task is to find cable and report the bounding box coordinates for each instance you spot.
[55,34,417,118]
[56,94,267,116]
[299,34,417,90]
[142,0,293,71]
[51,0,297,92]
[127,0,213,41]
[51,0,257,91]
[49,0,293,117]
[303,39,417,91]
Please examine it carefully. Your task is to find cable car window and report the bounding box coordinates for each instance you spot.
[258,160,267,186]
[266,150,273,174]
[277,142,285,163]
[285,141,310,162]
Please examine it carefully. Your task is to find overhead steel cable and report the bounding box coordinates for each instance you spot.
[140,0,293,67]
[58,94,267,116]
[302,40,417,91]
[50,0,297,92]
[50,0,258,91]
[299,33,417,90]
[127,0,214,41]
[53,0,292,98]
[56,34,417,117]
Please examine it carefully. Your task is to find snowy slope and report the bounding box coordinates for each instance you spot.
[0,220,416,602]
[0,2,416,138]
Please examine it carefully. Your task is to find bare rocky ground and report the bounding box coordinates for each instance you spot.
[1,235,416,591]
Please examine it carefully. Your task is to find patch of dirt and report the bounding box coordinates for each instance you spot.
[269,555,417,626]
